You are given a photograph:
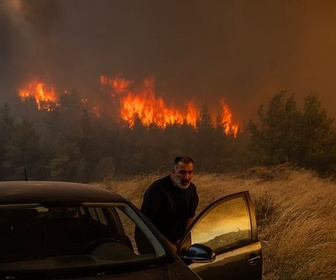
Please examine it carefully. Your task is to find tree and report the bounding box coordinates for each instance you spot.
[197,104,213,133]
[296,94,336,174]
[0,104,15,180]
[2,116,43,180]
[195,105,217,171]
[48,109,106,182]
[247,92,336,175]
[247,92,300,165]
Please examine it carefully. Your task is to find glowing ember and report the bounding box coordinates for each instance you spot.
[18,80,58,110]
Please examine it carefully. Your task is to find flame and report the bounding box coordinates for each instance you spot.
[17,76,239,137]
[120,78,187,128]
[101,75,239,136]
[219,99,239,136]
[100,75,130,96]
[17,79,101,116]
[18,80,58,110]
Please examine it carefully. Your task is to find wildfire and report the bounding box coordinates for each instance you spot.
[100,75,130,96]
[101,76,197,128]
[17,80,100,116]
[219,100,239,136]
[100,75,239,137]
[17,76,239,137]
[18,80,58,110]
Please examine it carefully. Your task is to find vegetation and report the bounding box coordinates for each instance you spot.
[1,91,336,279]
[1,91,336,181]
[99,165,336,280]
[247,92,336,175]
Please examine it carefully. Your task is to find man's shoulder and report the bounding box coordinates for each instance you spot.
[189,182,197,190]
[188,182,198,194]
[146,175,172,192]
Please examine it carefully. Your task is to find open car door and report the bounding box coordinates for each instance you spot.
[177,191,262,280]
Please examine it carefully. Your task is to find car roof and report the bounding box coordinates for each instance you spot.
[0,181,127,205]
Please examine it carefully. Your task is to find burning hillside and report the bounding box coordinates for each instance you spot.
[17,75,239,137]
[18,79,59,111]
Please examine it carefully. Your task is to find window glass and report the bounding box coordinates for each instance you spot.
[0,202,166,270]
[95,207,107,225]
[114,205,165,256]
[88,207,98,221]
[190,196,252,253]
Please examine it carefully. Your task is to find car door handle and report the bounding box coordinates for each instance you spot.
[247,254,261,266]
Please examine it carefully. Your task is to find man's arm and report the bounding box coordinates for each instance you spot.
[166,238,178,252]
[172,217,195,252]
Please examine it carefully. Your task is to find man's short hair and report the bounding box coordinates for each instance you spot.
[174,156,194,167]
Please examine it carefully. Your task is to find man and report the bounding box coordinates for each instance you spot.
[140,156,199,252]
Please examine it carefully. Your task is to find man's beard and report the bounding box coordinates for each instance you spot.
[174,178,190,189]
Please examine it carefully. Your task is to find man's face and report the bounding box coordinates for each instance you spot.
[171,162,194,189]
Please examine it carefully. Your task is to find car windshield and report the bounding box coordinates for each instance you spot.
[0,202,166,274]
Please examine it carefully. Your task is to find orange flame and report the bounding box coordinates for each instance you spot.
[186,101,197,128]
[219,99,239,136]
[101,75,239,136]
[18,80,58,110]
[17,76,239,137]
[100,75,130,96]
[120,78,187,128]
[17,79,101,116]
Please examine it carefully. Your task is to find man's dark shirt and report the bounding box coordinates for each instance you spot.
[140,175,199,244]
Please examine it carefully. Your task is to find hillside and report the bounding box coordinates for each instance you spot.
[99,165,336,280]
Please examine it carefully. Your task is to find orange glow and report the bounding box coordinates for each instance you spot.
[17,76,239,137]
[101,75,239,136]
[119,78,186,128]
[219,99,239,137]
[17,79,101,116]
[18,80,58,110]
[100,75,130,96]
[186,101,197,128]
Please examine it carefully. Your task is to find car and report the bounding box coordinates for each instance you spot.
[0,181,262,280]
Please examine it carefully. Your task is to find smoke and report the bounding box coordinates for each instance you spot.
[1,0,336,122]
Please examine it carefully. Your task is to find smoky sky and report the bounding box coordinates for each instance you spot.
[1,0,336,122]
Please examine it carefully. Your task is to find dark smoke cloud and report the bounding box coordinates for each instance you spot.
[1,0,336,122]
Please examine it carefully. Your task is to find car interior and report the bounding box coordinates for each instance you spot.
[0,205,151,264]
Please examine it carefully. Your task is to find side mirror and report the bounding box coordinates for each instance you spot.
[181,243,216,263]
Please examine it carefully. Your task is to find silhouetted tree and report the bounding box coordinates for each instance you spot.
[0,104,15,180]
[2,116,43,180]
[195,105,217,170]
[48,134,80,181]
[247,92,336,174]
[247,92,301,165]
[296,94,336,173]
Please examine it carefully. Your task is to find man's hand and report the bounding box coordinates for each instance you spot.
[166,239,177,252]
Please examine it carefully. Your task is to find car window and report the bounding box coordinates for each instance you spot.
[183,192,262,280]
[115,207,140,253]
[190,196,252,253]
[0,202,166,273]
[86,207,108,226]
[87,207,99,221]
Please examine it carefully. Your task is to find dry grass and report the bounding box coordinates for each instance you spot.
[95,164,336,280]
